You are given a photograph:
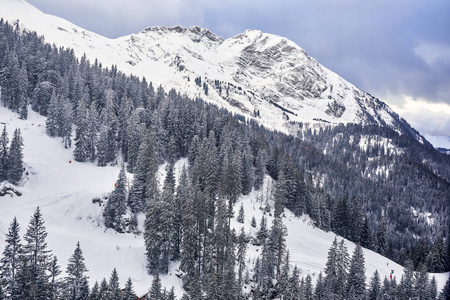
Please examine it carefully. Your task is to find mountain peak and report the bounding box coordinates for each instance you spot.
[139,25,223,43]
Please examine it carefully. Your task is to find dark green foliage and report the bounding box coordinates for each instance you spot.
[64,242,89,299]
[346,244,366,298]
[103,164,127,232]
[7,128,24,185]
[0,126,9,181]
[22,207,53,299]
[0,217,22,297]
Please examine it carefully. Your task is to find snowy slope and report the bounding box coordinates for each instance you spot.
[0,0,419,138]
[0,106,448,295]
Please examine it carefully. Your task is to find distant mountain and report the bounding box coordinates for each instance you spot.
[0,0,424,142]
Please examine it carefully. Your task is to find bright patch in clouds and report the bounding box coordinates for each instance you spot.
[414,43,450,66]
[390,96,450,136]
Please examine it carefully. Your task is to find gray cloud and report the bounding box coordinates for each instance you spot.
[27,0,450,136]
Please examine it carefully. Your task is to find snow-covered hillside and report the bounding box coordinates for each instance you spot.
[0,106,448,295]
[0,0,420,139]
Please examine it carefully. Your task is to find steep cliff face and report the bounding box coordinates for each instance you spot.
[0,0,420,139]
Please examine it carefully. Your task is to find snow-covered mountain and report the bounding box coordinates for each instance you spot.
[0,0,420,138]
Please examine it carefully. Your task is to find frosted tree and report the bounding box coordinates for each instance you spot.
[128,128,158,213]
[236,203,245,224]
[108,268,121,300]
[22,207,53,299]
[73,97,89,162]
[64,242,89,299]
[103,164,128,232]
[368,270,381,300]
[346,244,366,298]
[49,256,62,300]
[7,128,24,185]
[0,126,8,181]
[0,217,22,298]
[122,277,136,300]
[149,272,162,300]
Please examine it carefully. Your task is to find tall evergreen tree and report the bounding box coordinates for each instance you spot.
[0,126,9,181]
[0,217,22,298]
[108,268,121,300]
[22,207,53,299]
[149,273,162,300]
[368,270,381,300]
[346,244,366,298]
[122,277,136,300]
[7,128,24,185]
[64,242,89,299]
[103,164,127,232]
[49,256,62,300]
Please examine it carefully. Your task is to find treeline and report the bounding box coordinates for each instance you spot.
[1,209,449,299]
[0,17,449,276]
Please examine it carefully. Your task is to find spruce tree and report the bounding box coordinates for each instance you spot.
[0,217,22,298]
[122,277,136,300]
[236,203,245,224]
[346,244,366,298]
[0,126,8,181]
[64,242,89,299]
[149,273,162,300]
[7,128,24,185]
[108,268,121,300]
[414,263,430,300]
[49,256,62,300]
[103,164,127,232]
[22,207,53,299]
[368,270,381,300]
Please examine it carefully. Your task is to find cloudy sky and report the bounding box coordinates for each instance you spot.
[27,0,450,137]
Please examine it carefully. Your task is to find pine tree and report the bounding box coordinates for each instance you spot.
[149,273,162,300]
[22,207,53,299]
[0,126,9,181]
[236,203,245,223]
[236,228,247,286]
[108,268,121,300]
[398,260,414,299]
[128,128,158,213]
[285,266,301,300]
[277,250,290,297]
[376,216,387,256]
[122,277,136,300]
[73,97,89,162]
[414,263,430,300]
[103,164,127,232]
[18,62,29,120]
[346,244,366,298]
[325,238,349,298]
[90,281,100,300]
[99,278,109,300]
[429,276,438,300]
[256,216,268,244]
[180,185,198,291]
[368,270,381,300]
[49,256,62,300]
[64,242,89,299]
[0,217,22,298]
[253,149,266,191]
[439,277,450,300]
[7,128,24,185]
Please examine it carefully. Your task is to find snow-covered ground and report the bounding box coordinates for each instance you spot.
[0,106,448,296]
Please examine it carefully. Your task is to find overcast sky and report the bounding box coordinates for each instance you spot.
[27,0,450,136]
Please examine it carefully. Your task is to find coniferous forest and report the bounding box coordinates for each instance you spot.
[0,19,449,299]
